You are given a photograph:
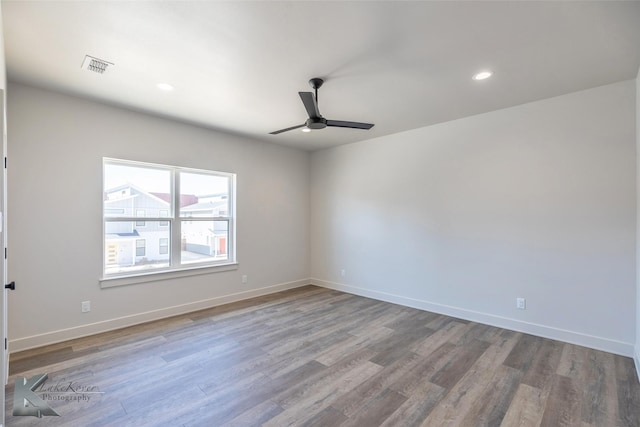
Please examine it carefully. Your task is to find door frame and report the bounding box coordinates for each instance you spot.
[0,87,7,426]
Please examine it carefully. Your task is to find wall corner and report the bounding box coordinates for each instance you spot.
[636,65,640,382]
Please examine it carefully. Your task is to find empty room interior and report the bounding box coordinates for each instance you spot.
[0,1,639,426]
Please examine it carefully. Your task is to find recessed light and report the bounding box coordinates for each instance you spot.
[472,71,493,81]
[156,83,174,91]
[301,128,311,133]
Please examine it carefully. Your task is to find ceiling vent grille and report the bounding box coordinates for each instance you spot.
[81,55,113,74]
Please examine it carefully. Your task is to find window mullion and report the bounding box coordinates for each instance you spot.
[171,170,181,267]
[228,177,235,264]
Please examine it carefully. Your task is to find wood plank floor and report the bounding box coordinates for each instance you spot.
[4,285,640,426]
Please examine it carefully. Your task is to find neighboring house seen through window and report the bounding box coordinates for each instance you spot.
[135,209,146,227]
[159,238,169,255]
[159,210,169,227]
[103,158,236,278]
[136,239,146,256]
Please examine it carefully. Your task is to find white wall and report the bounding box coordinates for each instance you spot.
[311,80,637,356]
[7,82,310,351]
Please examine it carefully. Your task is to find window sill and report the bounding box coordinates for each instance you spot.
[99,263,239,288]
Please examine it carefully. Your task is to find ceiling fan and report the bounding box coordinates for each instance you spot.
[270,78,375,135]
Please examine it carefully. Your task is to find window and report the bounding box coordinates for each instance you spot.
[135,209,146,227]
[103,158,235,278]
[136,239,146,257]
[159,210,169,227]
[159,238,169,255]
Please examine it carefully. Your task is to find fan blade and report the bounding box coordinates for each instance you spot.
[269,124,306,135]
[299,92,321,118]
[326,120,374,130]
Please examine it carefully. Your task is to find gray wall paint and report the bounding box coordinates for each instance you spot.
[7,82,310,345]
[636,68,640,372]
[311,80,636,355]
[5,77,639,363]
[0,5,7,422]
[0,4,5,92]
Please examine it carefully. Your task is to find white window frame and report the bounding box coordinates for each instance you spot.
[101,158,237,286]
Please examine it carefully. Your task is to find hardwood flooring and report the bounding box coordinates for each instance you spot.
[4,285,640,426]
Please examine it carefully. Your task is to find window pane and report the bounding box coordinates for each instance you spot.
[159,237,169,255]
[105,221,170,275]
[181,220,228,265]
[104,163,171,218]
[103,159,236,279]
[135,239,146,256]
[159,210,169,227]
[135,209,146,227]
[180,172,229,218]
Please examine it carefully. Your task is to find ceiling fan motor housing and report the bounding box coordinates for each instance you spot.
[306,117,327,130]
[309,78,324,90]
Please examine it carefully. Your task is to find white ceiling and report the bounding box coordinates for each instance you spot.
[3,1,640,151]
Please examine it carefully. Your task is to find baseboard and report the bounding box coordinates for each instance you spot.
[311,278,635,358]
[10,279,311,353]
[635,345,640,382]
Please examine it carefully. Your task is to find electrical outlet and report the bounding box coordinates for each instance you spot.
[340,269,346,278]
[81,301,91,313]
[241,275,248,284]
[516,298,526,310]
